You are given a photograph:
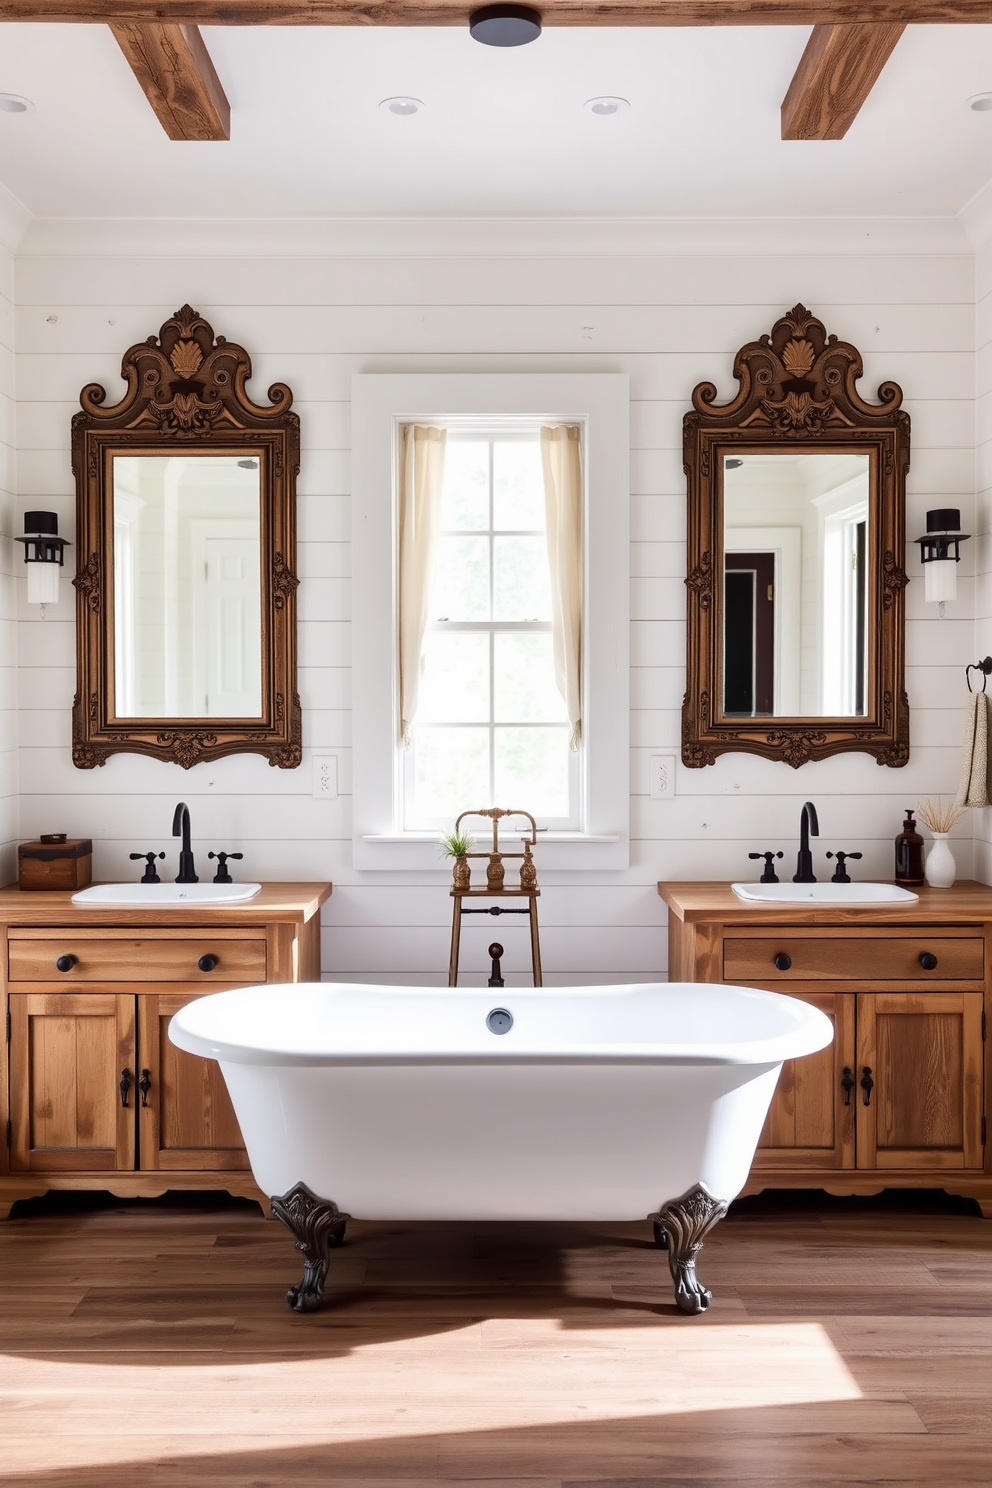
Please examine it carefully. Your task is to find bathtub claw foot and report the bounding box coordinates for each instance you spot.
[648,1183,728,1315]
[270,1181,351,1313]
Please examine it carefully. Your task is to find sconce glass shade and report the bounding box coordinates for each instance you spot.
[924,558,958,604]
[16,510,69,606]
[914,507,968,604]
[27,563,60,605]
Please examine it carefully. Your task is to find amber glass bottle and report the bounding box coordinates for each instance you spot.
[894,809,925,887]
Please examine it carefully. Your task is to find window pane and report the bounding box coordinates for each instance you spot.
[441,441,489,530]
[494,440,544,530]
[494,632,566,722]
[493,536,551,620]
[419,631,490,722]
[431,535,490,620]
[495,727,570,817]
[414,727,490,821]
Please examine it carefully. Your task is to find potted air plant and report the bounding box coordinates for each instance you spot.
[439,829,474,889]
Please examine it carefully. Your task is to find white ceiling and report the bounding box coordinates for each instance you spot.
[1,21,992,219]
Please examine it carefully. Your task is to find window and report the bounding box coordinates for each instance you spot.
[406,430,577,830]
[352,374,629,871]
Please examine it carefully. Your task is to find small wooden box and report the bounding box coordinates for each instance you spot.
[18,835,93,891]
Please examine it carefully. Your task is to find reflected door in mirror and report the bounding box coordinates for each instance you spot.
[722,453,869,720]
[724,552,775,716]
[113,455,263,719]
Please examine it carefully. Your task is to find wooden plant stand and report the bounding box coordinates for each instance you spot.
[447,809,542,987]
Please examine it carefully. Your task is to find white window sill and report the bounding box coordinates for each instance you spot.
[356,833,625,871]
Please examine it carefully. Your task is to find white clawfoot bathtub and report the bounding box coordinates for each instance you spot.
[170,981,832,1314]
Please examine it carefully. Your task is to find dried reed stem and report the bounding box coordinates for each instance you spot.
[916,798,964,834]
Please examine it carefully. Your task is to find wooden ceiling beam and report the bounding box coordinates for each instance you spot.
[2,0,992,25]
[110,22,230,140]
[781,21,906,138]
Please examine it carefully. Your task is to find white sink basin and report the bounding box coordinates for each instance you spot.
[732,882,919,905]
[72,883,263,907]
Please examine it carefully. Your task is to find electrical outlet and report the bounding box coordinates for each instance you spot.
[649,754,676,800]
[312,754,338,799]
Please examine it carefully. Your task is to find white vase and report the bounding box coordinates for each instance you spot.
[925,833,956,889]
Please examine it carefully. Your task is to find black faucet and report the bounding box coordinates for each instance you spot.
[172,802,198,884]
[793,801,819,883]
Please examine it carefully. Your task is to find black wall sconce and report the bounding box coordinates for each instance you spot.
[16,511,69,609]
[914,507,969,605]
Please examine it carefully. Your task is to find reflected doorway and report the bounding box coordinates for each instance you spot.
[724,552,775,716]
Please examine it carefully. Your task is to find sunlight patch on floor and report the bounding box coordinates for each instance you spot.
[0,1321,864,1478]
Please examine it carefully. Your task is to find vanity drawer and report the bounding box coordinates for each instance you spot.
[8,936,267,984]
[723,934,985,983]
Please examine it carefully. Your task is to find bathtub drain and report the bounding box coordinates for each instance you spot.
[486,1007,513,1035]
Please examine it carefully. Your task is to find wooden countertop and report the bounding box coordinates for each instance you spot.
[658,880,992,926]
[0,882,332,927]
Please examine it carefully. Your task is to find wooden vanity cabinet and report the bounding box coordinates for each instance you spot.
[0,883,331,1217]
[658,883,992,1216]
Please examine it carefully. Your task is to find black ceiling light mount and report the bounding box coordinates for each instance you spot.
[469,4,542,46]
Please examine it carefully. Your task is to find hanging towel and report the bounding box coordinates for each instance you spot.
[957,690,990,808]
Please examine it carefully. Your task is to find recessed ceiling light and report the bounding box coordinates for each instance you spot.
[583,97,630,117]
[470,4,542,47]
[379,97,425,117]
[967,92,992,111]
[0,94,33,114]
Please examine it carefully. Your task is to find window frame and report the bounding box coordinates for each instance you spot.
[351,373,629,871]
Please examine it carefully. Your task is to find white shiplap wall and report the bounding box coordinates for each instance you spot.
[11,221,980,983]
[0,194,23,887]
[975,227,992,880]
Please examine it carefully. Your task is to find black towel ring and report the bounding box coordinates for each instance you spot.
[966,657,992,693]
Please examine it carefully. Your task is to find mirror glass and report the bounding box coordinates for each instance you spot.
[112,454,263,719]
[722,452,870,719]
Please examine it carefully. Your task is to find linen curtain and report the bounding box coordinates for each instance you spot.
[540,424,583,750]
[398,423,447,746]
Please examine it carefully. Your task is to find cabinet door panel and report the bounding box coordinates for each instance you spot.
[9,993,135,1172]
[137,990,249,1171]
[857,993,984,1171]
[753,991,856,1172]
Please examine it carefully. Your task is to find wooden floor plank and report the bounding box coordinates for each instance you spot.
[1,1190,990,1485]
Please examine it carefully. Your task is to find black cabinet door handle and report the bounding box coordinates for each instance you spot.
[197,954,219,973]
[138,1069,151,1108]
[56,954,77,973]
[120,1068,132,1108]
[773,952,792,971]
[841,1067,855,1106]
[861,1066,874,1106]
[919,952,938,970]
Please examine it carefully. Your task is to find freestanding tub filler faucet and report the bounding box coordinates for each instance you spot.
[793,801,819,883]
[172,801,198,884]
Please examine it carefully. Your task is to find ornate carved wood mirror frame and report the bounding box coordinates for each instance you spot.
[682,304,910,770]
[72,306,301,770]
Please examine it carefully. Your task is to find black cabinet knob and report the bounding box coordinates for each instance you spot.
[919,952,938,971]
[773,952,792,971]
[56,954,77,973]
[197,954,219,973]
